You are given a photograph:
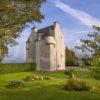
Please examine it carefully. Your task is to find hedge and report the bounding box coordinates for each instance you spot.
[0,63,36,74]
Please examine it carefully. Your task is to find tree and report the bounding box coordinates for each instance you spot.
[0,0,46,62]
[76,26,100,67]
[0,44,8,62]
[76,26,100,79]
[81,55,92,66]
[65,47,78,66]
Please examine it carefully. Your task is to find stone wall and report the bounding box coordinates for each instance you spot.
[26,28,37,63]
[36,40,50,71]
[54,22,65,70]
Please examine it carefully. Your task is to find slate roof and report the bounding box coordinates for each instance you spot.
[37,25,55,40]
[38,25,54,35]
[27,25,55,43]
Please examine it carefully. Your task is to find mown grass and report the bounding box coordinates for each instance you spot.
[0,70,100,100]
[74,70,93,78]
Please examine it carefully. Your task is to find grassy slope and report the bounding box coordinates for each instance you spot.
[0,71,100,100]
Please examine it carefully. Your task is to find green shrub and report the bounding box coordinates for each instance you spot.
[0,63,36,74]
[43,76,50,80]
[25,75,50,81]
[5,80,24,88]
[65,78,92,91]
[25,75,40,81]
[65,70,75,78]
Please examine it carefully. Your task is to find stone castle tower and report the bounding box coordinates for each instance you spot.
[26,22,65,71]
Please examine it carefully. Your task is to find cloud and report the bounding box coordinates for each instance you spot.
[52,0,100,27]
[62,28,90,49]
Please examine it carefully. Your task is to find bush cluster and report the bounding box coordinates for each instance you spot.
[65,78,92,91]
[25,75,50,81]
[5,80,24,88]
[5,75,50,89]
[0,63,36,74]
[65,70,75,78]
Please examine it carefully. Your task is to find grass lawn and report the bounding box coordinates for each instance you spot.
[0,70,100,100]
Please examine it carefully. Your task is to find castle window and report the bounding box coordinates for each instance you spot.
[58,65,59,68]
[46,43,49,45]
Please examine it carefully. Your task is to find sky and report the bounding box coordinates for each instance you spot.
[3,0,100,63]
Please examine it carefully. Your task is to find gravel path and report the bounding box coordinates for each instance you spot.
[66,66,89,71]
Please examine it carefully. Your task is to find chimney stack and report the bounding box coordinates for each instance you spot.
[32,27,37,33]
[53,21,60,28]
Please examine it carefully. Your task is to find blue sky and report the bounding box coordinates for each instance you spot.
[4,0,100,63]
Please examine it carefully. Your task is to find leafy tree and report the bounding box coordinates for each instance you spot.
[0,45,8,62]
[76,26,100,67]
[76,26,100,79]
[0,0,46,62]
[81,55,92,66]
[65,47,78,66]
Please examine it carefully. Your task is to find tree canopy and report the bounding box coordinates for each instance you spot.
[76,26,100,67]
[0,0,46,62]
[65,47,78,66]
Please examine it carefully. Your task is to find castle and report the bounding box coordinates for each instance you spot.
[26,22,65,71]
